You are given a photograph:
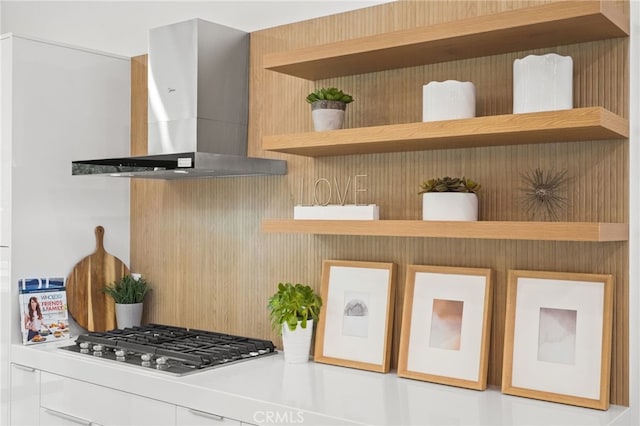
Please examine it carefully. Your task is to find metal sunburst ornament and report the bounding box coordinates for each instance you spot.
[518,168,569,221]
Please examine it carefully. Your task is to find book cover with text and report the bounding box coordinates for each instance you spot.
[19,277,70,345]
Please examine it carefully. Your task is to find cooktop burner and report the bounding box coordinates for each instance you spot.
[59,324,277,376]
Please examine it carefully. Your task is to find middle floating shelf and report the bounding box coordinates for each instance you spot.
[261,220,629,242]
[262,107,628,157]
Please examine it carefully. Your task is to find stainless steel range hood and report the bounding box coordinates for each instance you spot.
[72,18,286,179]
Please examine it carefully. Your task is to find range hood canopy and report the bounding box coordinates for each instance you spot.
[72,18,286,179]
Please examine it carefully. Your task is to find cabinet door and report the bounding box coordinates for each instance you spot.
[41,372,175,425]
[176,406,240,426]
[10,363,40,426]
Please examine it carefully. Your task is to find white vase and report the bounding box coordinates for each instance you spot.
[281,319,313,363]
[115,303,143,329]
[513,53,573,114]
[422,80,476,122]
[422,192,478,221]
[311,100,346,131]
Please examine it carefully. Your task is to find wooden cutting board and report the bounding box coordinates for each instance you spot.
[66,226,129,331]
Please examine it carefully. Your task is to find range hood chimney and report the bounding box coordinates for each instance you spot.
[72,18,286,179]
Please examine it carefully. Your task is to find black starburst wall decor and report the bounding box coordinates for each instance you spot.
[518,168,569,221]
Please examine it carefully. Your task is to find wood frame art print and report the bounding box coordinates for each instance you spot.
[397,265,493,390]
[502,270,613,410]
[314,260,396,373]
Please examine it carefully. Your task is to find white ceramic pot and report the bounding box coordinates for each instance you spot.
[311,100,346,131]
[513,53,573,114]
[422,192,478,221]
[282,319,313,363]
[115,303,143,329]
[422,80,476,122]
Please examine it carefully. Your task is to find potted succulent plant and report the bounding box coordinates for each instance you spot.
[268,282,322,363]
[419,176,481,221]
[306,87,354,131]
[103,273,150,329]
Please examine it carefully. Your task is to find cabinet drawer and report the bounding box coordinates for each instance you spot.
[40,372,175,425]
[176,406,241,425]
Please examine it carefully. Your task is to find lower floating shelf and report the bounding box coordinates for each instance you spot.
[261,220,628,242]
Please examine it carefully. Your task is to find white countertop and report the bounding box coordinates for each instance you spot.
[11,341,628,425]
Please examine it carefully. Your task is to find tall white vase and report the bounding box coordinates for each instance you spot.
[281,320,313,363]
[422,80,476,122]
[513,53,573,114]
[115,303,143,329]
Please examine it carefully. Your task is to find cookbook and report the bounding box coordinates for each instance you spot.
[18,277,70,345]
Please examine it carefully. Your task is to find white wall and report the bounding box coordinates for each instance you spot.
[0,1,394,56]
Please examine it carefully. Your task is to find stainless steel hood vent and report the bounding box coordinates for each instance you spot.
[72,18,286,179]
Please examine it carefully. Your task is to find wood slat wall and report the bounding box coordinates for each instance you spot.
[130,0,629,405]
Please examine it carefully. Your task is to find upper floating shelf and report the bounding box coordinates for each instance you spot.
[263,1,629,80]
[262,107,628,157]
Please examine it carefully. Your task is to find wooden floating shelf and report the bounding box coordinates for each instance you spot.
[262,107,628,157]
[261,220,628,242]
[263,1,629,80]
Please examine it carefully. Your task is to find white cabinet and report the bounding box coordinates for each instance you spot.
[1,32,130,423]
[40,371,175,425]
[9,363,40,425]
[176,406,241,426]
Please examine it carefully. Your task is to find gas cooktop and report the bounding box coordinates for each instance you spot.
[59,324,277,376]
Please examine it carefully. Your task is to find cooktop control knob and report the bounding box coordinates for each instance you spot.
[79,342,90,354]
[155,356,169,370]
[141,353,152,367]
[92,344,103,357]
[115,350,126,361]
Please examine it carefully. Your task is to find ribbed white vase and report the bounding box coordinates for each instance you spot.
[422,193,478,221]
[422,80,476,122]
[513,53,573,114]
[281,320,313,363]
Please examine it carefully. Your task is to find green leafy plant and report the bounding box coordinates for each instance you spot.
[419,176,481,194]
[306,87,354,104]
[103,274,150,304]
[268,282,322,334]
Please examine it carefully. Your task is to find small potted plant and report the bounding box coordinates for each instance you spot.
[103,273,150,329]
[306,87,354,131]
[268,282,322,363]
[419,176,481,221]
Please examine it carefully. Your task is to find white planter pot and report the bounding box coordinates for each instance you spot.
[311,100,346,131]
[281,319,313,363]
[422,80,476,122]
[422,192,478,221]
[115,303,143,329]
[513,53,573,114]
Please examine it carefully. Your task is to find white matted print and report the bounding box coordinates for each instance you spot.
[397,265,493,390]
[314,260,396,373]
[502,270,613,410]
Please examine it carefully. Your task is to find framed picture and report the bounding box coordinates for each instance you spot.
[502,270,613,410]
[314,260,396,373]
[397,265,493,390]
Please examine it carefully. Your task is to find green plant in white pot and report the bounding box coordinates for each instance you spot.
[268,282,322,363]
[306,87,354,131]
[419,176,481,221]
[103,273,150,329]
